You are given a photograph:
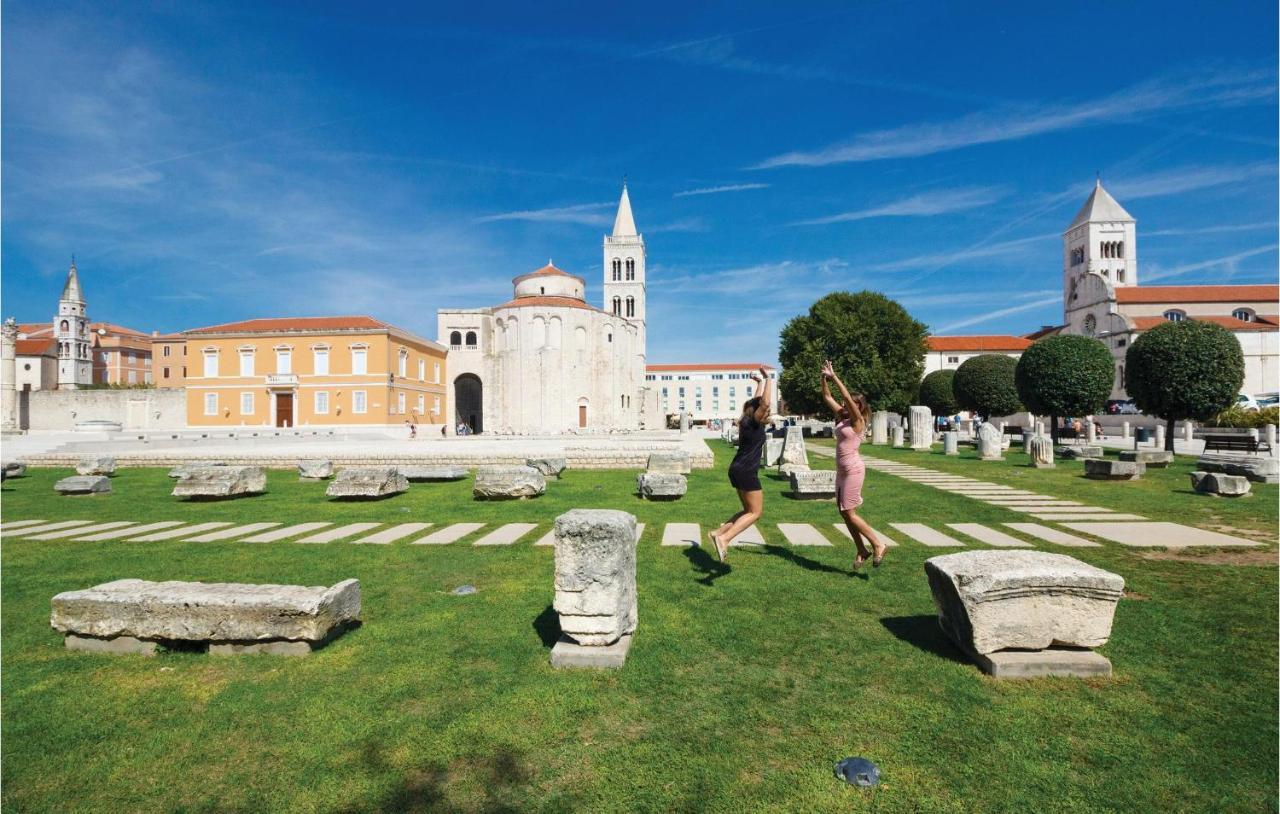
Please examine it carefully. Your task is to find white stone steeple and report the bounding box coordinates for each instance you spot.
[603,183,646,357]
[54,259,93,388]
[1063,179,1138,314]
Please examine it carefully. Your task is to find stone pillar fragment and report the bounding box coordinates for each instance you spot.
[551,510,637,668]
[1121,421,1130,440]
[942,431,959,455]
[1028,434,1054,468]
[1155,424,1166,449]
[908,406,932,450]
[871,411,889,445]
[1085,420,1097,444]
[890,426,904,448]
[1182,422,1194,443]
[777,425,809,475]
[977,422,1003,461]
[1,318,17,435]
[1266,424,1277,451]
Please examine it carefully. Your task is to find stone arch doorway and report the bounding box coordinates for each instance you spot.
[455,374,483,434]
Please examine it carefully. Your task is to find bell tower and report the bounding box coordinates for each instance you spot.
[54,259,93,388]
[1062,179,1137,316]
[603,183,646,355]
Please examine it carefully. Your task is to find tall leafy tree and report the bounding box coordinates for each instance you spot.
[778,291,928,415]
[953,354,1022,421]
[1126,320,1244,451]
[918,369,959,416]
[1015,335,1115,442]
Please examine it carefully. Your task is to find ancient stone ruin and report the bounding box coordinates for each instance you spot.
[908,406,933,450]
[550,509,637,669]
[326,467,408,499]
[173,466,267,499]
[636,472,686,501]
[473,465,546,500]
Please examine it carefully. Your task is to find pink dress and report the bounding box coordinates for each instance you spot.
[835,418,865,510]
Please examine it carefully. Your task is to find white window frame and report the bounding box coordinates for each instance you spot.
[202,350,218,378]
[351,346,368,375]
[275,348,292,375]
[397,392,406,414]
[398,349,408,377]
[314,391,329,415]
[240,392,254,415]
[432,395,441,415]
[418,359,426,381]
[352,390,367,414]
[313,347,330,376]
[204,392,218,415]
[239,349,255,377]
[433,362,441,383]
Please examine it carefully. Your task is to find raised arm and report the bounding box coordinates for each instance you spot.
[751,367,772,423]
[829,365,866,424]
[820,361,843,415]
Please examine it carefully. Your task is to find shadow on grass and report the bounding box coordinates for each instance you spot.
[340,740,535,814]
[682,544,730,586]
[754,544,854,578]
[879,615,968,665]
[532,605,559,649]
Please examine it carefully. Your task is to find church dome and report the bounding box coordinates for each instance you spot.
[512,262,585,300]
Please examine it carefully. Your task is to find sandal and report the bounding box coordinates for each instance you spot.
[872,544,887,568]
[708,532,727,562]
[853,550,870,570]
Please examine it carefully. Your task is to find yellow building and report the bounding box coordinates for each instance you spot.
[181,316,447,429]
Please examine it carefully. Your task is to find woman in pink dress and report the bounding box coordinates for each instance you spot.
[821,360,887,569]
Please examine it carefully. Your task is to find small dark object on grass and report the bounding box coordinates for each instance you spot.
[835,756,880,788]
[451,585,477,596]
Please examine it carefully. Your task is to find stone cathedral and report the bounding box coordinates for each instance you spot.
[437,186,658,434]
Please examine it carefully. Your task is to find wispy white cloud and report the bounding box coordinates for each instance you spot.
[673,182,770,198]
[932,295,1062,334]
[867,233,1053,273]
[752,70,1275,169]
[1145,221,1277,237]
[1143,244,1278,282]
[1106,162,1276,200]
[472,202,613,226]
[647,217,709,234]
[790,187,1006,226]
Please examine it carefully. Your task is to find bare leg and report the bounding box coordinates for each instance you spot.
[843,509,886,564]
[715,489,763,559]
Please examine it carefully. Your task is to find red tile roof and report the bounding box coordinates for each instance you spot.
[494,296,605,313]
[15,338,55,356]
[16,321,150,338]
[926,335,1033,352]
[185,316,392,334]
[17,322,51,337]
[1024,325,1064,341]
[1116,284,1279,304]
[1131,315,1279,332]
[647,363,776,371]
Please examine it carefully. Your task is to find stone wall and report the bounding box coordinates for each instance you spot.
[25,388,186,431]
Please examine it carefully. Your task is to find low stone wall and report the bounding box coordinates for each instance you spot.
[23,450,715,470]
[26,389,186,431]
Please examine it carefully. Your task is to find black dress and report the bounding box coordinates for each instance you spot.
[728,414,766,491]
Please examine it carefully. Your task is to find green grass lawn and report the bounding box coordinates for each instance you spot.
[2,443,1276,813]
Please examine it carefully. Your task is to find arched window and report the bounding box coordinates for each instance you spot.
[506,318,519,350]
[450,331,462,348]
[1232,308,1255,323]
[531,316,547,348]
[1163,310,1186,322]
[1084,314,1097,337]
[548,317,562,349]
[625,258,635,280]
[612,296,621,316]
[625,296,635,318]
[611,259,621,281]
[398,349,408,377]
[60,319,69,332]
[1116,242,1124,259]
[465,331,477,348]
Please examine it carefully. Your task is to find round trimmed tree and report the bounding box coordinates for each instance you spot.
[778,291,928,415]
[1126,319,1244,451]
[1015,335,1115,443]
[918,369,958,417]
[953,354,1022,422]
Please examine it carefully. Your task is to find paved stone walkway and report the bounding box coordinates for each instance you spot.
[832,525,899,547]
[474,523,537,546]
[1003,523,1101,548]
[1060,521,1261,548]
[947,523,1031,548]
[352,523,431,545]
[661,523,700,547]
[77,520,185,541]
[415,523,484,545]
[187,522,281,542]
[0,519,48,531]
[891,523,965,547]
[298,522,381,543]
[131,521,233,541]
[26,521,137,541]
[777,523,833,546]
[242,522,332,543]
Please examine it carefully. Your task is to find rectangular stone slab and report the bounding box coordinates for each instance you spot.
[26,521,137,541]
[550,633,632,669]
[1059,521,1262,548]
[728,524,765,546]
[1030,513,1146,522]
[0,519,48,531]
[351,523,431,544]
[969,647,1112,679]
[132,522,232,541]
[187,522,282,542]
[412,523,483,545]
[1002,523,1102,548]
[241,523,332,543]
[947,523,1032,548]
[832,525,899,546]
[295,522,380,544]
[474,523,537,546]
[51,578,361,643]
[77,521,185,541]
[7,520,96,537]
[925,550,1124,655]
[777,523,833,546]
[892,523,965,547]
[661,523,701,547]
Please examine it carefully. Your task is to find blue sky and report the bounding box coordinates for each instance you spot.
[3,1,1277,366]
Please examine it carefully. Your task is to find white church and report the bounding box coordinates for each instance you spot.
[437,186,659,434]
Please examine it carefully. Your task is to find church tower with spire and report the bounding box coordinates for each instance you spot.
[54,259,93,388]
[1062,179,1138,312]
[603,183,647,356]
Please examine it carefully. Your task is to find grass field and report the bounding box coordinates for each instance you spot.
[2,442,1276,812]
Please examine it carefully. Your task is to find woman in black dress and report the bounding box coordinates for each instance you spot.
[709,366,772,561]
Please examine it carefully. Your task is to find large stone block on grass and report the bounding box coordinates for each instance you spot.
[75,455,116,476]
[51,578,360,648]
[173,466,267,499]
[2,461,27,479]
[763,438,784,466]
[297,459,334,480]
[552,509,637,649]
[636,472,686,501]
[1083,458,1144,481]
[1190,470,1252,497]
[526,458,568,479]
[55,475,111,495]
[646,452,691,475]
[909,406,933,450]
[942,432,959,455]
[1027,435,1054,469]
[777,425,810,475]
[326,467,407,499]
[1119,450,1173,468]
[871,411,889,445]
[398,465,468,482]
[1195,454,1279,484]
[1056,445,1103,460]
[789,469,836,499]
[168,462,226,479]
[976,422,1003,461]
[473,465,545,500]
[924,550,1124,655]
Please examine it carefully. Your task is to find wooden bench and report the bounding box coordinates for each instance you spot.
[1203,434,1270,454]
[1003,426,1025,438]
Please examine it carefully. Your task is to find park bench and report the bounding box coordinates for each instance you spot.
[1202,434,1270,454]
[1003,426,1025,438]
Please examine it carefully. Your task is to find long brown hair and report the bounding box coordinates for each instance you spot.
[742,397,770,424]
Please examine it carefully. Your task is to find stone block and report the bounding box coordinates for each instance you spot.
[553,509,637,649]
[526,457,568,478]
[778,425,809,471]
[890,426,905,448]
[788,469,836,499]
[646,452,692,475]
[1083,458,1144,480]
[168,462,227,478]
[1119,450,1173,467]
[51,578,360,645]
[971,648,1112,679]
[326,467,408,499]
[55,475,111,495]
[976,422,1003,461]
[551,633,632,669]
[2,461,27,479]
[173,466,267,499]
[1056,445,1103,460]
[65,633,157,656]
[1027,434,1054,469]
[473,465,546,500]
[1195,454,1279,484]
[398,465,468,482]
[763,438,784,466]
[942,432,959,455]
[925,550,1123,655]
[908,406,933,450]
[297,459,334,480]
[636,472,686,500]
[210,640,314,656]
[75,455,116,476]
[1190,470,1252,497]
[871,411,889,445]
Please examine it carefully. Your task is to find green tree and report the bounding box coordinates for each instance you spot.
[918,369,958,416]
[1014,335,1115,443]
[778,291,928,415]
[953,354,1022,421]
[1126,320,1244,451]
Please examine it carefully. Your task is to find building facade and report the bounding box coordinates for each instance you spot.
[436,186,655,434]
[150,333,188,388]
[645,363,779,424]
[181,316,447,428]
[53,261,93,388]
[922,336,1032,377]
